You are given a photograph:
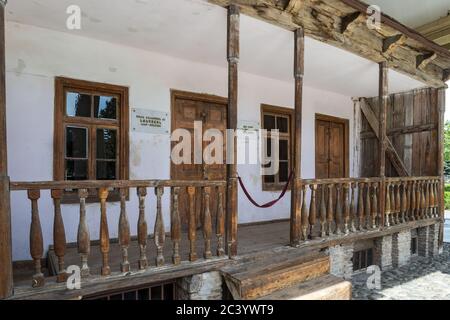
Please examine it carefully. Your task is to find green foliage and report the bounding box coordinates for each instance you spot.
[445,184,450,210]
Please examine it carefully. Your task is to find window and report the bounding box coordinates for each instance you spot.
[411,237,418,255]
[54,77,129,202]
[261,104,293,191]
[353,248,374,271]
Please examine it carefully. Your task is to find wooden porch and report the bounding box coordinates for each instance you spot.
[1,0,449,300]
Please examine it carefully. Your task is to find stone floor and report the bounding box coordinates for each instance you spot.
[352,243,450,300]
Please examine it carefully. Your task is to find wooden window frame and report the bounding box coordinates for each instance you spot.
[54,77,129,203]
[315,113,350,179]
[261,104,294,192]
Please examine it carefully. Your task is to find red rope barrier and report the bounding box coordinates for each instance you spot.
[237,171,294,208]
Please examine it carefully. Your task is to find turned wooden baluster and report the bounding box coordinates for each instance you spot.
[216,186,225,256]
[309,184,317,239]
[51,189,67,283]
[410,181,416,221]
[421,181,427,219]
[171,187,181,264]
[433,180,439,217]
[350,183,357,232]
[187,186,197,261]
[118,188,130,273]
[417,181,423,219]
[154,186,165,267]
[98,188,110,276]
[358,182,365,230]
[429,180,435,218]
[319,185,327,237]
[335,184,343,235]
[390,183,397,225]
[202,187,213,259]
[301,184,309,240]
[137,187,148,270]
[400,182,407,223]
[343,183,350,234]
[365,182,372,229]
[77,189,90,277]
[28,190,44,287]
[385,182,391,227]
[395,182,401,224]
[426,180,432,218]
[326,184,334,235]
[371,182,378,228]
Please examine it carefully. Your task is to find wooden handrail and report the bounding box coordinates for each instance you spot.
[10,179,227,191]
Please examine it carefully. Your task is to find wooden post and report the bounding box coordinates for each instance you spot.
[379,62,388,228]
[226,4,239,257]
[437,87,446,251]
[290,27,304,246]
[0,0,13,299]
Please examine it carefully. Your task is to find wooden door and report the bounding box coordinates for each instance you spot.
[315,115,349,179]
[171,90,227,229]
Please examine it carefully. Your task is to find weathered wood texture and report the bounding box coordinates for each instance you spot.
[227,4,239,256]
[360,88,441,178]
[290,27,304,246]
[0,0,13,299]
[207,0,450,88]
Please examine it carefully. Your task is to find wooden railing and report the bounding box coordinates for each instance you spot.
[10,180,227,289]
[294,176,441,241]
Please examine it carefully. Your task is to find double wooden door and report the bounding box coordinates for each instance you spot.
[171,90,227,229]
[315,114,349,179]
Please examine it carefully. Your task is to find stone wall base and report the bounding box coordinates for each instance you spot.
[176,271,223,300]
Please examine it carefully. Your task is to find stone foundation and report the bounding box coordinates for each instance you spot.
[176,271,223,300]
[374,235,392,270]
[418,226,430,257]
[392,230,411,267]
[329,244,354,280]
[428,223,440,257]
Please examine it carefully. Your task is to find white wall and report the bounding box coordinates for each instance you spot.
[5,22,355,261]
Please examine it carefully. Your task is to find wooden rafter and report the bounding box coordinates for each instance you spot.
[360,98,410,177]
[207,0,450,88]
[416,13,450,50]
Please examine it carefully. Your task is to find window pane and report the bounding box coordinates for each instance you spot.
[94,96,117,119]
[66,92,91,117]
[66,127,87,158]
[277,117,289,133]
[97,161,116,180]
[264,173,275,184]
[279,162,289,182]
[266,138,272,157]
[361,250,367,268]
[263,115,275,131]
[65,159,88,180]
[279,140,288,161]
[367,249,373,266]
[97,129,117,160]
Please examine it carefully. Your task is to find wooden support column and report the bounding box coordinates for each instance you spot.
[437,87,446,250]
[290,28,304,246]
[0,0,13,299]
[226,4,239,257]
[379,62,388,228]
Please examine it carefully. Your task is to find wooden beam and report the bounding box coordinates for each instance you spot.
[437,88,446,251]
[226,4,239,257]
[382,34,405,54]
[360,98,410,177]
[340,11,361,34]
[416,52,437,70]
[378,62,387,228]
[207,0,449,88]
[290,27,304,246]
[0,0,13,300]
[416,13,450,48]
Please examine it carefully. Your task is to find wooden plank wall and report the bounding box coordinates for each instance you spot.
[360,88,440,177]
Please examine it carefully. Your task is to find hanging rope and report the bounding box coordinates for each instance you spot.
[237,171,294,208]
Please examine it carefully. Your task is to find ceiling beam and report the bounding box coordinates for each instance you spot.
[207,0,450,88]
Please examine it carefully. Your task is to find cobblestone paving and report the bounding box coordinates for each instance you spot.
[352,243,450,300]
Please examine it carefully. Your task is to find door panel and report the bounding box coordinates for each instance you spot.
[315,120,330,179]
[315,116,347,179]
[171,91,227,229]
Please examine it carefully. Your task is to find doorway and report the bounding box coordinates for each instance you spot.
[170,89,227,228]
[315,114,349,179]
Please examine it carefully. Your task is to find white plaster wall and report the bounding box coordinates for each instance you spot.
[5,22,355,260]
